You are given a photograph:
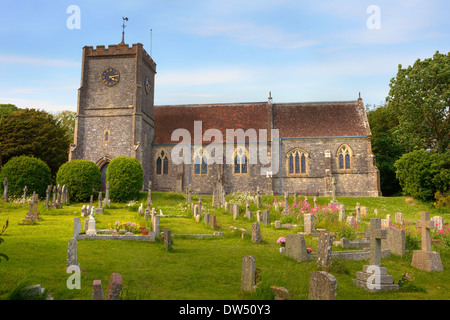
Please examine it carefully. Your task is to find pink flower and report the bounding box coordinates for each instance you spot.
[306,248,312,253]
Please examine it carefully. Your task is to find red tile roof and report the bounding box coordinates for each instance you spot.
[153,100,370,144]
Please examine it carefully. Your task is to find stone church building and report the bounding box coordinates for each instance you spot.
[69,41,381,197]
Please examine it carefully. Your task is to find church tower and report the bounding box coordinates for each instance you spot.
[69,42,156,190]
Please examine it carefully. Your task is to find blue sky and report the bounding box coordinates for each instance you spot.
[0,0,449,113]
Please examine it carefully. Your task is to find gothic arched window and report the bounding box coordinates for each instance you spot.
[233,147,248,175]
[287,148,308,175]
[337,144,352,170]
[193,147,208,175]
[156,149,169,175]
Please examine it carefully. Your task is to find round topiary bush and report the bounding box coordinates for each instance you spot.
[0,156,51,199]
[106,156,143,202]
[56,160,101,202]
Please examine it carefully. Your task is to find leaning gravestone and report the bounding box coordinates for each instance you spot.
[354,218,399,292]
[285,233,309,262]
[317,231,333,269]
[241,256,256,292]
[308,271,337,300]
[411,212,443,272]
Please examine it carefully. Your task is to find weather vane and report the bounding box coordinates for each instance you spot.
[121,17,128,44]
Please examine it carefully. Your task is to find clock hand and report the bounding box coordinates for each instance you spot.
[109,75,119,78]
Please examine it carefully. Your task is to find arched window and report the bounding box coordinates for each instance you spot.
[337,145,352,170]
[156,149,169,175]
[103,130,110,143]
[287,149,308,175]
[193,147,208,175]
[233,147,248,175]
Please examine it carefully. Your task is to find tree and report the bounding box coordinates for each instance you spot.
[367,103,405,195]
[386,51,450,154]
[54,110,76,144]
[0,108,70,178]
[0,104,19,119]
[106,157,143,202]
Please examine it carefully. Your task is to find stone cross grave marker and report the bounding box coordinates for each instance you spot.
[365,218,387,266]
[45,185,51,209]
[411,212,443,272]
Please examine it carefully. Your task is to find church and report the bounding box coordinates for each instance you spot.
[68,41,381,197]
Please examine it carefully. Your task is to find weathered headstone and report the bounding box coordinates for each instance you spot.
[262,210,270,226]
[153,214,160,235]
[31,193,39,221]
[395,212,404,225]
[432,216,444,231]
[61,185,67,204]
[313,196,317,208]
[361,206,367,217]
[241,256,256,292]
[209,214,217,229]
[346,216,355,226]
[339,204,345,222]
[144,208,151,220]
[51,186,57,208]
[23,186,28,201]
[411,212,443,272]
[92,280,104,300]
[284,192,289,213]
[81,205,87,217]
[73,217,81,238]
[45,185,51,209]
[270,286,291,300]
[103,181,110,208]
[105,273,122,300]
[67,237,78,267]
[308,271,337,300]
[204,212,210,225]
[381,226,406,256]
[251,222,263,243]
[317,231,333,269]
[304,213,315,234]
[2,177,8,202]
[285,233,308,262]
[164,228,172,250]
[86,208,97,235]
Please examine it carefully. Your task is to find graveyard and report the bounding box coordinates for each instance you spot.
[0,190,448,300]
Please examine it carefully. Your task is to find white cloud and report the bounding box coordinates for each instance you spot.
[157,67,254,86]
[0,54,79,67]
[0,97,76,113]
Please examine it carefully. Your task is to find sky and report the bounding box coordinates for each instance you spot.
[0,0,449,113]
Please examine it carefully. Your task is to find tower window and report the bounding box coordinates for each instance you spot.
[104,130,110,143]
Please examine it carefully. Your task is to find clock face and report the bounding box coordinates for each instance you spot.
[145,76,151,94]
[101,68,120,86]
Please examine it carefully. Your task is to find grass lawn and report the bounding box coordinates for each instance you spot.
[0,192,449,300]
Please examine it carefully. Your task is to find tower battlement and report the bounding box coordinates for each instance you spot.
[83,43,156,68]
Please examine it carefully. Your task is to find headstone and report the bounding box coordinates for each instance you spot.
[432,216,444,231]
[284,192,289,213]
[355,206,361,222]
[262,210,270,226]
[256,210,261,223]
[31,193,39,221]
[67,237,78,267]
[381,226,406,256]
[23,192,36,223]
[361,206,367,217]
[89,194,94,213]
[395,212,404,225]
[144,208,151,220]
[81,205,87,217]
[56,184,62,208]
[411,212,443,272]
[256,190,261,209]
[86,208,96,235]
[251,222,263,243]
[62,185,67,204]
[2,177,8,202]
[105,273,122,300]
[45,185,51,209]
[204,213,210,225]
[153,215,160,235]
[209,215,217,229]
[270,286,291,300]
[346,216,355,226]
[138,203,143,216]
[354,218,399,292]
[92,280,104,300]
[308,271,337,300]
[23,186,28,201]
[103,181,110,208]
[338,204,345,222]
[51,186,57,208]
[73,217,81,238]
[241,256,256,292]
[317,231,333,269]
[147,180,152,209]
[313,196,317,208]
[232,204,239,220]
[304,213,315,234]
[285,233,308,262]
[186,184,192,203]
[194,204,199,217]
[164,228,172,250]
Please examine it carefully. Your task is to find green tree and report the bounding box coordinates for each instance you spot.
[386,51,450,153]
[395,149,450,202]
[0,156,52,199]
[54,110,76,144]
[56,160,101,203]
[0,108,70,178]
[367,103,405,195]
[106,157,143,202]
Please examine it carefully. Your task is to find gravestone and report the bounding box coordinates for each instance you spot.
[2,177,8,202]
[95,191,104,214]
[361,206,367,217]
[285,233,308,262]
[67,237,78,267]
[308,271,337,300]
[144,208,151,220]
[411,212,443,272]
[395,212,404,225]
[270,286,291,300]
[313,196,317,208]
[81,205,87,217]
[381,226,406,256]
[23,186,28,201]
[355,206,361,222]
[23,192,36,223]
[304,214,315,234]
[256,210,261,223]
[92,280,104,300]
[56,184,62,208]
[73,217,81,238]
[209,215,217,229]
[317,231,333,269]
[432,216,444,231]
[86,208,97,235]
[241,256,256,292]
[346,216,355,226]
[153,215,160,235]
[164,228,172,250]
[262,210,270,226]
[31,193,39,221]
[251,222,263,243]
[284,192,289,213]
[45,185,51,209]
[51,186,57,208]
[89,194,94,213]
[138,203,143,216]
[147,180,152,209]
[186,184,192,203]
[103,181,110,208]
[105,273,122,300]
[354,219,399,292]
[339,204,345,222]
[204,213,210,225]
[194,204,199,217]
[61,185,67,204]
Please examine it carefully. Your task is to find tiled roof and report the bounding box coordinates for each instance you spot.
[153,100,370,144]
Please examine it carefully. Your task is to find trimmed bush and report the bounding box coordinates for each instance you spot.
[56,160,101,202]
[395,150,450,202]
[106,157,143,202]
[0,156,51,199]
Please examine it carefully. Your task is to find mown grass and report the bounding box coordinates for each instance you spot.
[0,192,448,300]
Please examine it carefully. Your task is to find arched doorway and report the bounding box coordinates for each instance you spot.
[100,163,109,192]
